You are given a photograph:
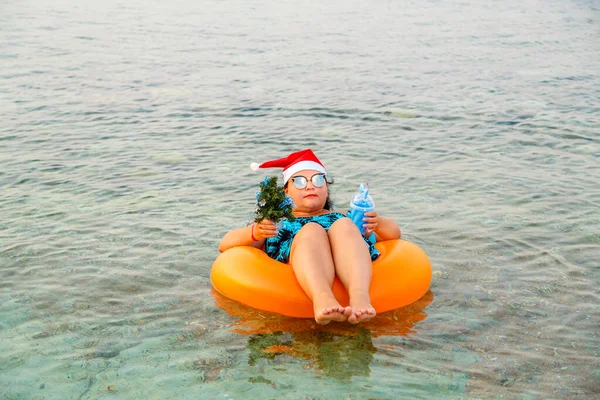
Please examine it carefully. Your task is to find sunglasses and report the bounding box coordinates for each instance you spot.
[289,173,327,189]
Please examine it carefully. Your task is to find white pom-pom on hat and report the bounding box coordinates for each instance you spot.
[250,162,260,172]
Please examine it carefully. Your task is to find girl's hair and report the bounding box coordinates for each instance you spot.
[323,176,334,210]
[284,176,335,210]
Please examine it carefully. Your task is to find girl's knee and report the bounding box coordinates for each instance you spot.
[329,217,361,237]
[290,223,331,259]
[297,222,328,238]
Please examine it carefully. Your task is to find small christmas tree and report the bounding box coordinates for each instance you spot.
[254,176,295,223]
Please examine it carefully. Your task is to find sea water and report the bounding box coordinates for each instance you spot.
[1,0,599,398]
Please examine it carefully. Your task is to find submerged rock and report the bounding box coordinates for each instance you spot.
[88,348,120,359]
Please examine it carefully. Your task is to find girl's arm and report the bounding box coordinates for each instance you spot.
[218,225,264,253]
[338,210,401,241]
[372,216,401,241]
[218,220,279,253]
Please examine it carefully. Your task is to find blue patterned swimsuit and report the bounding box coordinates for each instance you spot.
[264,212,380,263]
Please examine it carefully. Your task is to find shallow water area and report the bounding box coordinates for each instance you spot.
[1,0,599,399]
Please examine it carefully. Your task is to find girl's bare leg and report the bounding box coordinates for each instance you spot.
[327,218,376,324]
[289,223,352,324]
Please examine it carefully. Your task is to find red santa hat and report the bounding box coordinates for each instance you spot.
[250,148,327,183]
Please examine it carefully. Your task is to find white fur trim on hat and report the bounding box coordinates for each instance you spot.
[282,161,326,183]
[250,162,260,172]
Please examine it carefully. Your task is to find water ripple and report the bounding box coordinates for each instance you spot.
[1,0,599,398]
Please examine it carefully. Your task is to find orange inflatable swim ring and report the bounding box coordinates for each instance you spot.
[211,239,432,318]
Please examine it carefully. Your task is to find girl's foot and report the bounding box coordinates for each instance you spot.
[348,292,376,324]
[348,307,376,324]
[313,296,352,324]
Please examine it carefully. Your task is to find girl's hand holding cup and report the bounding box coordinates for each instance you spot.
[362,211,379,237]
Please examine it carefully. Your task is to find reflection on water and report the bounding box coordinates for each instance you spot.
[248,329,375,382]
[214,290,434,382]
[213,289,434,338]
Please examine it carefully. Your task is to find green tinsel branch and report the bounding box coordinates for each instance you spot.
[254,176,295,223]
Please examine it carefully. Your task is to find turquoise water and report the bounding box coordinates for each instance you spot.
[1,0,599,398]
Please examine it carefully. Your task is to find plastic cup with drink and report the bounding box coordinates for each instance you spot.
[349,183,375,235]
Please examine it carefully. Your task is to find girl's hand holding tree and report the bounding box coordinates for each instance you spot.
[253,219,279,240]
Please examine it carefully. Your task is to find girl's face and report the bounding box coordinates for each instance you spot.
[285,169,328,213]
